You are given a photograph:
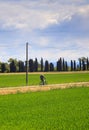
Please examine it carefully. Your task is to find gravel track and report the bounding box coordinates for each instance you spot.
[0,82,89,95]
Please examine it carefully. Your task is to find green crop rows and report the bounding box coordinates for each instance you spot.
[0,87,89,130]
[0,72,89,87]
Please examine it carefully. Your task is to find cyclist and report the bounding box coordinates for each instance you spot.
[40,74,46,85]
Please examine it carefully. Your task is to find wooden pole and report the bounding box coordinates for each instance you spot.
[26,42,29,86]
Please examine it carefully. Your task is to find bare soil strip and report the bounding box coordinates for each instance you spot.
[0,82,89,95]
[0,71,89,75]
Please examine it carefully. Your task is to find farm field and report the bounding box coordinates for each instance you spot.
[0,87,89,130]
[0,72,89,88]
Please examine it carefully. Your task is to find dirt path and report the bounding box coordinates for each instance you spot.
[0,82,89,95]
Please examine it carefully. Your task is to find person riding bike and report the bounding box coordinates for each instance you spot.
[40,74,46,85]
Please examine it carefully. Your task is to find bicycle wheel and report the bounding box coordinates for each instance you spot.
[44,80,48,85]
[39,81,43,85]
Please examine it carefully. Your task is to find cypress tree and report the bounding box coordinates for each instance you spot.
[34,58,38,72]
[18,61,25,72]
[65,61,68,71]
[41,58,43,72]
[10,60,16,72]
[29,59,34,72]
[74,60,76,71]
[71,60,73,71]
[56,58,62,71]
[79,58,82,71]
[59,58,62,71]
[44,60,49,72]
[57,60,60,71]
[82,59,86,70]
[1,63,6,73]
[63,58,65,71]
[50,62,54,71]
[86,57,89,70]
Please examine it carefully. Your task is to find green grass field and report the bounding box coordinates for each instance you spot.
[0,87,89,130]
[0,72,89,87]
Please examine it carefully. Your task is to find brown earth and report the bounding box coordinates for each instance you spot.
[0,82,89,95]
[0,71,89,75]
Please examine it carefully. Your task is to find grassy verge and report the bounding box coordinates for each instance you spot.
[0,72,89,87]
[0,87,89,130]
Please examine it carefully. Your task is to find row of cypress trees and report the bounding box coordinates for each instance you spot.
[0,57,89,73]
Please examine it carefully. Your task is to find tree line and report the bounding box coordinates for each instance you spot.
[0,57,89,73]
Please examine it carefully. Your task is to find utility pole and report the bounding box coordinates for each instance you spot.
[26,42,29,86]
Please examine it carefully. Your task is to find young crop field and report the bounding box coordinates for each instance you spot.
[0,72,89,88]
[0,87,89,130]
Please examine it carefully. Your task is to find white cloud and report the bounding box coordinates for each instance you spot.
[0,0,89,62]
[0,0,88,31]
[0,1,60,30]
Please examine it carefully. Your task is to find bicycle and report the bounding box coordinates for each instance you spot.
[39,79,48,86]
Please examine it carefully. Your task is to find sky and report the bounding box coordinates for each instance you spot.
[0,0,89,63]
